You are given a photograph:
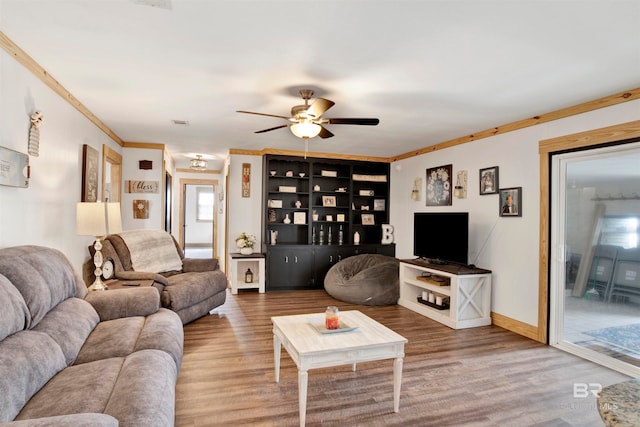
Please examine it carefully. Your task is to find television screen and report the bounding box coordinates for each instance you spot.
[413,212,469,265]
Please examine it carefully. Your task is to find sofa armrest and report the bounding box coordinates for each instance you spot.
[182,257,218,272]
[116,270,169,286]
[85,287,160,321]
[4,413,118,426]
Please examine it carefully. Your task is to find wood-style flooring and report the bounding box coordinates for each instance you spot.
[175,290,630,426]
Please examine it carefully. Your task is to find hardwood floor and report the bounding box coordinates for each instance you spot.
[175,290,630,426]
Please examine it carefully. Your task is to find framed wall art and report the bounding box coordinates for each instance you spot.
[499,187,522,217]
[479,166,499,195]
[81,144,99,202]
[425,164,452,206]
[133,199,150,219]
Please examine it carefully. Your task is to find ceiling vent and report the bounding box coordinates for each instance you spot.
[172,119,190,126]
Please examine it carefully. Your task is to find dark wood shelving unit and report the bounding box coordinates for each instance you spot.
[262,154,394,290]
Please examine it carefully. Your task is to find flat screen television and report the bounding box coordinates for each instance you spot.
[413,212,469,265]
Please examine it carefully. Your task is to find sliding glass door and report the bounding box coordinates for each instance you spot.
[549,140,640,377]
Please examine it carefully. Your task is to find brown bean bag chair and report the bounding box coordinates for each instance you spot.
[324,254,399,305]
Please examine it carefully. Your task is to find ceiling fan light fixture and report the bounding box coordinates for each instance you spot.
[190,155,207,170]
[290,121,321,139]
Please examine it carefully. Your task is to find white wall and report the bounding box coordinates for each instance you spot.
[390,99,640,327]
[121,147,164,230]
[227,154,263,254]
[0,47,121,272]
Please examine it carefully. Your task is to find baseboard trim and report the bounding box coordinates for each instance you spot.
[491,312,543,343]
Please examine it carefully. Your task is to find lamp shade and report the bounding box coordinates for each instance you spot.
[106,202,122,234]
[76,202,106,236]
[290,121,322,139]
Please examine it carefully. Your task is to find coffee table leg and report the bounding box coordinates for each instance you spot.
[298,370,308,427]
[274,334,281,383]
[393,357,403,412]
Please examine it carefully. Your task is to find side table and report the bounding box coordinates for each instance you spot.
[228,253,265,294]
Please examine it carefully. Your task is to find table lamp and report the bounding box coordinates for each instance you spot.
[77,202,122,291]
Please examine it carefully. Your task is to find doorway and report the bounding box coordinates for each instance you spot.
[179,178,218,259]
[102,145,121,202]
[549,139,640,377]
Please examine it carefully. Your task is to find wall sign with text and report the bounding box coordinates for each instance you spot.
[242,163,251,197]
[125,180,159,193]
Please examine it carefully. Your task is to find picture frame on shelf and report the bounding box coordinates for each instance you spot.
[479,166,499,195]
[499,187,522,217]
[293,212,306,224]
[322,195,337,207]
[336,213,346,222]
[361,213,375,225]
[373,199,386,211]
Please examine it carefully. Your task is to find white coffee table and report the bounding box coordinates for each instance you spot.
[271,310,408,427]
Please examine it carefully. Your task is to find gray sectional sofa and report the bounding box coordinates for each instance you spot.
[0,245,183,426]
[85,230,227,324]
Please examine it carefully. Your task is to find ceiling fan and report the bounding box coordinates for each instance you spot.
[236,89,379,140]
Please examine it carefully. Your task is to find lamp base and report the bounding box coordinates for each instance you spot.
[89,238,108,291]
[88,277,108,291]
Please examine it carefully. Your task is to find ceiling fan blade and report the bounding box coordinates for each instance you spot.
[255,124,288,134]
[327,118,380,126]
[306,98,335,119]
[236,110,290,120]
[318,126,334,139]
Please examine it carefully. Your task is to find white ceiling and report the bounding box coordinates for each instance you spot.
[1,0,639,170]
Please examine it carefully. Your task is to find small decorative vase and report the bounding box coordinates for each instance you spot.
[283,214,291,224]
[240,247,253,255]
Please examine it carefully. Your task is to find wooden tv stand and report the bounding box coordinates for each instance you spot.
[398,259,492,329]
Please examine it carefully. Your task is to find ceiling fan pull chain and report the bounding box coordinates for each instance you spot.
[304,138,308,159]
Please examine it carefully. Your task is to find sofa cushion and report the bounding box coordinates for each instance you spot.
[74,317,145,365]
[74,309,182,368]
[0,246,86,327]
[133,308,184,368]
[33,297,99,365]
[163,270,226,310]
[104,349,178,427]
[0,331,67,422]
[16,357,124,421]
[0,273,29,341]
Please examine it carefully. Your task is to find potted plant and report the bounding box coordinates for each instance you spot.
[236,232,257,255]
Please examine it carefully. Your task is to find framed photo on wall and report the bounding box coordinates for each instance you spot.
[479,166,499,195]
[425,164,452,206]
[499,187,522,217]
[81,144,99,202]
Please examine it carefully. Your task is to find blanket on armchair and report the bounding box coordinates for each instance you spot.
[118,230,183,273]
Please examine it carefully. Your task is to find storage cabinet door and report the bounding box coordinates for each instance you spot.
[267,248,292,290]
[288,247,316,289]
[267,247,315,290]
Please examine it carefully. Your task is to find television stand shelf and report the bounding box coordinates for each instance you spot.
[399,259,492,329]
